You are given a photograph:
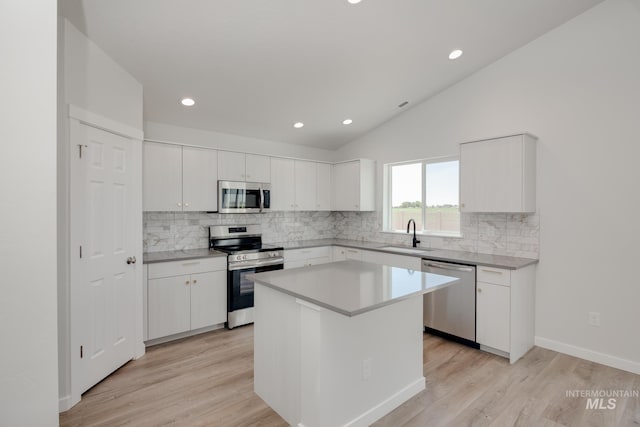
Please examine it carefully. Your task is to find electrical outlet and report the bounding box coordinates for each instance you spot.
[588,312,601,327]
[362,358,372,380]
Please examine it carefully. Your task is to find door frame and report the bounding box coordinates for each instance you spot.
[65,105,145,410]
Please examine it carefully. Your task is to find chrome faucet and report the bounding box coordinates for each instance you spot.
[406,219,420,248]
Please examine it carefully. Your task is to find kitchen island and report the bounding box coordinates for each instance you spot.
[250,260,459,427]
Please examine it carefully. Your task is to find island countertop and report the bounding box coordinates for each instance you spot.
[249,260,459,317]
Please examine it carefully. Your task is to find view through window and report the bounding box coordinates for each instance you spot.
[388,158,460,235]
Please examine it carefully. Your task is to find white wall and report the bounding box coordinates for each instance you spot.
[0,2,59,426]
[145,121,336,162]
[58,18,144,409]
[336,0,640,373]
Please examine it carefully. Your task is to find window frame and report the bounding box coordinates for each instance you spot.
[383,155,461,238]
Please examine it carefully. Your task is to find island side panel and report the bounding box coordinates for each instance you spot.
[254,284,302,425]
[306,296,425,427]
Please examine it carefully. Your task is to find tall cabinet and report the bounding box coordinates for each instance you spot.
[460,133,536,213]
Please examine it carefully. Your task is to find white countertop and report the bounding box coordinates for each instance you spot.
[249,260,459,317]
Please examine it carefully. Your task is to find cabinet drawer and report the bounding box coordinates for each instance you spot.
[148,257,227,279]
[285,246,331,262]
[477,266,511,286]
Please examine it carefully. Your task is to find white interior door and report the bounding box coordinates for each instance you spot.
[70,120,137,394]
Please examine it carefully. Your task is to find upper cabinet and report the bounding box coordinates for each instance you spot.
[460,133,537,213]
[218,151,270,183]
[143,142,218,212]
[270,158,333,211]
[332,159,376,211]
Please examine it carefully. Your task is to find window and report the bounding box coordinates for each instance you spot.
[385,157,460,236]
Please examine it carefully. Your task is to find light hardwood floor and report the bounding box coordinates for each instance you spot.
[60,326,640,427]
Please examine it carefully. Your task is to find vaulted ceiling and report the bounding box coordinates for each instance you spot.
[61,0,603,149]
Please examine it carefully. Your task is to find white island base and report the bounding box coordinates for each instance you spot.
[254,284,425,427]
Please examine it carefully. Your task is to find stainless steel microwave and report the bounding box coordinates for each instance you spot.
[218,181,271,213]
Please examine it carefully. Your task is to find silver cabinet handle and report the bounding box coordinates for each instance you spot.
[481,268,503,275]
[126,256,137,265]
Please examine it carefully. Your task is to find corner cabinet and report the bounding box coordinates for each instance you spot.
[332,159,376,211]
[475,264,536,363]
[143,142,218,212]
[460,133,536,213]
[145,257,227,342]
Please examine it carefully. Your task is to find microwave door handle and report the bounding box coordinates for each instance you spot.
[259,187,264,213]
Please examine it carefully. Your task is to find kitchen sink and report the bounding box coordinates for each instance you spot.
[378,246,433,255]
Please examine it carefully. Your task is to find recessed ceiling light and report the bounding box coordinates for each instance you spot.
[342,119,353,125]
[347,0,362,4]
[293,122,304,129]
[180,97,195,106]
[448,49,463,60]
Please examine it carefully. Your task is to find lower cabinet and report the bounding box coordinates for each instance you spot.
[146,257,227,341]
[284,246,332,269]
[475,264,536,363]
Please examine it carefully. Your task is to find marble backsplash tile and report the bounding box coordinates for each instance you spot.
[144,210,539,259]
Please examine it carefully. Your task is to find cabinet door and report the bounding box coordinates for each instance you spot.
[218,151,246,181]
[190,271,227,330]
[148,276,191,339]
[333,161,360,211]
[270,157,295,210]
[476,282,510,352]
[460,135,530,212]
[245,154,270,183]
[143,142,183,211]
[332,246,347,261]
[344,247,363,261]
[182,146,217,212]
[295,160,317,211]
[316,163,332,211]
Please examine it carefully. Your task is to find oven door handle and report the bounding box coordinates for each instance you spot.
[228,257,284,271]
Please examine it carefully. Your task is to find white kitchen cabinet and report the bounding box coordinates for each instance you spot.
[476,281,510,352]
[218,151,271,182]
[146,257,227,342]
[460,133,536,213]
[245,154,271,183]
[344,247,363,260]
[332,246,347,261]
[332,159,375,211]
[182,146,218,212]
[270,157,296,210]
[475,264,536,363]
[294,160,317,211]
[217,151,246,181]
[284,246,332,269]
[143,142,218,212]
[316,163,332,211]
[143,142,182,211]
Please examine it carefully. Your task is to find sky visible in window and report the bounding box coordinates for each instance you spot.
[392,160,459,207]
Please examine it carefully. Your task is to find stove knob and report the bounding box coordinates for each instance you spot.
[271,252,277,257]
[243,255,248,260]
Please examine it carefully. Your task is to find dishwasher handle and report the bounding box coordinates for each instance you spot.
[422,260,475,273]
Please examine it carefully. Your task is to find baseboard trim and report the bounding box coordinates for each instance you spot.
[535,336,640,375]
[343,377,426,427]
[59,394,80,413]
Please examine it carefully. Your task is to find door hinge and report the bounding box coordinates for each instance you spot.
[79,245,82,259]
[78,144,88,159]
[80,345,83,359]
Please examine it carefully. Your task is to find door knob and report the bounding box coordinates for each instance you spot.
[126,256,137,265]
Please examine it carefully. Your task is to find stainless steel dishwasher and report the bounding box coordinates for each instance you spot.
[422,259,479,348]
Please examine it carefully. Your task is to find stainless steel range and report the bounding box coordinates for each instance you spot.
[209,225,284,329]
